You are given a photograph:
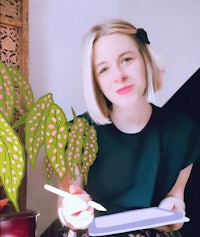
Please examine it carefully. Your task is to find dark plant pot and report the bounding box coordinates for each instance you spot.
[0,209,39,237]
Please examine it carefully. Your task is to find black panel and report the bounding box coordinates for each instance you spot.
[164,68,200,236]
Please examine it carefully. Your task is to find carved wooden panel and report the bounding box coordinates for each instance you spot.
[0,25,20,67]
[0,0,28,77]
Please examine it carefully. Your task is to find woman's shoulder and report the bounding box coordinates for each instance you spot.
[152,104,200,153]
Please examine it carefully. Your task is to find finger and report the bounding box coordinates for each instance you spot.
[69,185,86,194]
[170,222,184,231]
[159,198,174,210]
[154,225,173,232]
[159,196,185,212]
[66,210,94,230]
[62,195,88,214]
[75,193,91,203]
[69,185,91,202]
[155,221,184,232]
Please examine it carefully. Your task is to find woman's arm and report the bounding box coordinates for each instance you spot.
[57,171,94,231]
[167,163,193,200]
[157,164,193,232]
[57,170,83,219]
[58,169,83,191]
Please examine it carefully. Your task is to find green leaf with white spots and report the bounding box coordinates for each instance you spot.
[0,113,25,211]
[8,66,34,112]
[45,104,69,180]
[0,61,15,123]
[25,93,54,169]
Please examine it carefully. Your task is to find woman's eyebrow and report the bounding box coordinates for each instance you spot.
[118,50,135,58]
[94,61,107,71]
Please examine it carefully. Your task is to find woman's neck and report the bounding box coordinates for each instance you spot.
[110,101,152,134]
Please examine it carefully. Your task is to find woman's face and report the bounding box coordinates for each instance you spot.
[93,33,147,108]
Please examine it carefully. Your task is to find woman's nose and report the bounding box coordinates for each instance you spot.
[113,67,127,83]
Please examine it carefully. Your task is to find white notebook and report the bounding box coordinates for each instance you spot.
[89,207,189,236]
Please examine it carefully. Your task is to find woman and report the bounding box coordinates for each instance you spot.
[57,19,200,237]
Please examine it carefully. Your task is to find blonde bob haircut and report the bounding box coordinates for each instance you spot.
[82,19,163,125]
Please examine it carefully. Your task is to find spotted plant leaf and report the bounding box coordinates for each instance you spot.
[81,124,98,185]
[8,66,34,112]
[65,111,98,184]
[45,104,69,180]
[25,93,54,169]
[44,155,54,183]
[0,61,15,122]
[0,113,25,211]
[65,116,87,179]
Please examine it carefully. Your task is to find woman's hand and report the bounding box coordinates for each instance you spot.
[155,196,186,232]
[58,185,94,231]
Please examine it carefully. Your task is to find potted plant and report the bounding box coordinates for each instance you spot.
[0,61,34,212]
[0,61,98,212]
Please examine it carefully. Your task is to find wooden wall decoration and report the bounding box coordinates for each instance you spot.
[0,0,29,210]
[0,0,28,78]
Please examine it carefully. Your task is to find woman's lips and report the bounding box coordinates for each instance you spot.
[116,85,133,94]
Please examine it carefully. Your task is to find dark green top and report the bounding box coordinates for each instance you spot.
[83,105,200,216]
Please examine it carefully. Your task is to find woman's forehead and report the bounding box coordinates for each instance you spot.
[93,33,139,63]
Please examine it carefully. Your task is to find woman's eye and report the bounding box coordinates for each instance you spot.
[122,57,132,63]
[99,67,108,74]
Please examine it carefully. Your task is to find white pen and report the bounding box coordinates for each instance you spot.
[44,184,107,212]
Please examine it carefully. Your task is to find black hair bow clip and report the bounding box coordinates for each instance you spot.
[136,28,150,45]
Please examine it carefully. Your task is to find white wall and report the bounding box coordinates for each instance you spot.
[28,0,200,235]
